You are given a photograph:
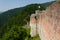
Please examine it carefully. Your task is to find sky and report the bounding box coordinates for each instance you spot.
[0,0,55,12]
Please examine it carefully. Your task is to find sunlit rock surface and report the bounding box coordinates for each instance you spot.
[30,2,60,40]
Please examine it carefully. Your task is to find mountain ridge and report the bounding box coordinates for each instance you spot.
[0,1,56,40]
[0,1,55,27]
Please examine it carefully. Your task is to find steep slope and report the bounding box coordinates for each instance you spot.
[0,7,23,26]
[0,3,47,40]
[0,1,55,27]
[0,1,56,40]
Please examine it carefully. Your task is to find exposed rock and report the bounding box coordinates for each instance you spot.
[30,2,60,40]
[30,14,37,37]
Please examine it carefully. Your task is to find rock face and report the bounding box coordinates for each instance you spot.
[30,2,60,40]
[30,14,37,37]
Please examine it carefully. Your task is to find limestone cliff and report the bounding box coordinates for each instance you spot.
[30,2,60,40]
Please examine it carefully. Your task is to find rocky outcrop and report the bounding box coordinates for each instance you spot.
[30,14,37,37]
[30,2,60,40]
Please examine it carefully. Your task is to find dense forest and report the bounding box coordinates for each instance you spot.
[0,1,55,40]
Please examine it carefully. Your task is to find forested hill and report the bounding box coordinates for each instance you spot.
[0,1,55,27]
[0,1,55,40]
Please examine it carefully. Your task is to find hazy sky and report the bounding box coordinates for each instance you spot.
[0,0,55,11]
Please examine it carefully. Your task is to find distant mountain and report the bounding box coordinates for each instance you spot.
[0,12,2,14]
[0,7,23,26]
[0,1,55,27]
[0,1,55,26]
[41,1,55,8]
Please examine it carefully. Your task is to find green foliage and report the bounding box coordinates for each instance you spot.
[0,2,55,40]
[0,25,26,40]
[0,4,46,27]
[0,25,40,40]
[0,1,54,27]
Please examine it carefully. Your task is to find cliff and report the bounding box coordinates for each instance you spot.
[30,2,60,40]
